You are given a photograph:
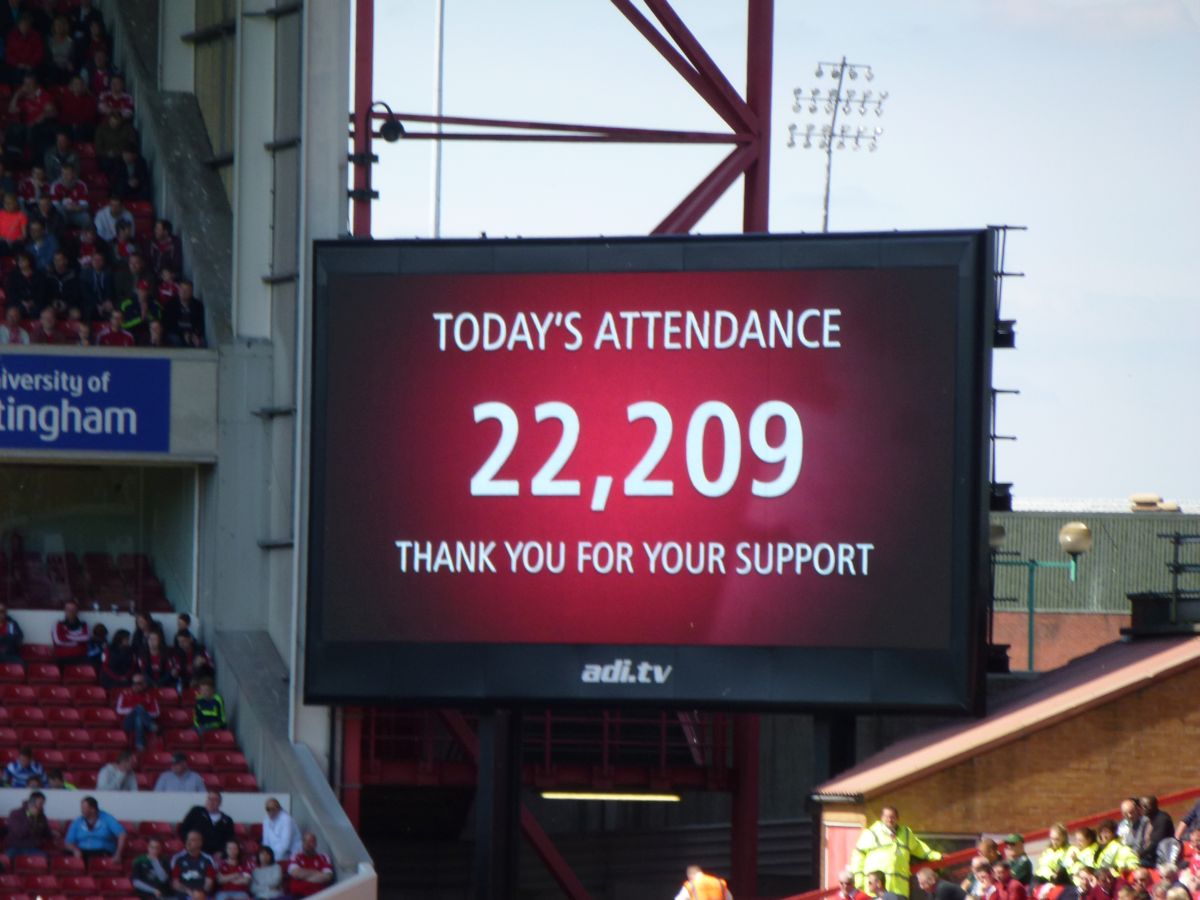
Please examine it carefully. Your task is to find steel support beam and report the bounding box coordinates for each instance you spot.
[340,706,363,827]
[743,0,774,232]
[731,714,760,898]
[350,0,373,236]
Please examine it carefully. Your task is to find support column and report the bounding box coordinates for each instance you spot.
[351,0,374,237]
[742,0,774,233]
[473,710,522,900]
[731,713,759,898]
[340,707,363,828]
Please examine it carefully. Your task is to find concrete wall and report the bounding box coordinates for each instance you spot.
[0,788,289,824]
[821,661,1200,836]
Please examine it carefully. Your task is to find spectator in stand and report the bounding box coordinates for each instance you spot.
[994,862,1029,900]
[3,790,51,860]
[157,263,181,306]
[31,193,66,239]
[45,130,80,182]
[4,14,45,84]
[6,74,58,162]
[18,163,51,211]
[867,870,905,900]
[0,159,15,195]
[51,162,90,229]
[919,868,966,900]
[79,19,111,73]
[1087,867,1116,900]
[0,602,23,662]
[0,191,28,254]
[7,252,47,316]
[64,795,126,863]
[52,598,90,662]
[170,830,217,898]
[70,1,105,47]
[79,224,105,265]
[45,15,76,85]
[154,752,206,793]
[165,279,206,348]
[839,868,865,900]
[46,250,81,314]
[965,840,1003,895]
[26,218,58,270]
[113,219,137,266]
[175,612,194,647]
[964,858,993,899]
[1120,800,1152,857]
[97,307,134,346]
[131,610,159,657]
[1132,869,1154,900]
[1006,835,1034,887]
[4,747,46,788]
[114,147,150,200]
[178,790,235,858]
[94,109,136,176]
[85,621,109,668]
[100,627,137,688]
[82,249,115,319]
[115,671,160,751]
[1096,820,1140,876]
[98,74,134,122]
[72,319,92,345]
[851,806,943,898]
[46,768,76,790]
[131,837,172,900]
[1143,797,1175,868]
[97,750,139,792]
[193,677,227,732]
[286,832,335,898]
[59,75,98,141]
[1066,828,1101,890]
[1116,885,1138,900]
[0,304,29,343]
[116,251,152,306]
[1034,825,1071,896]
[95,193,135,242]
[251,846,286,900]
[139,628,175,686]
[151,219,180,273]
[28,305,62,344]
[216,840,254,900]
[1183,829,1200,880]
[175,631,216,688]
[262,797,302,862]
[1158,864,1187,894]
[121,285,161,344]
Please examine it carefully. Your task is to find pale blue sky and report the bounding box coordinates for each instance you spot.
[368,0,1200,503]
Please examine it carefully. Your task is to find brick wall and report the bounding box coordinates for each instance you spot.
[824,661,1200,836]
[993,612,1129,672]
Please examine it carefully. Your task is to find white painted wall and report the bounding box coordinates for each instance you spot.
[0,788,289,824]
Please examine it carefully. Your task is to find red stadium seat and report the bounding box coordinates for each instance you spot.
[40,686,75,707]
[0,661,24,682]
[37,748,66,768]
[64,666,98,684]
[82,707,119,727]
[92,729,129,749]
[185,751,212,771]
[164,729,200,750]
[67,749,104,768]
[19,644,54,661]
[162,839,184,857]
[12,855,49,875]
[201,772,222,791]
[0,705,9,724]
[51,858,86,876]
[18,727,55,747]
[9,705,45,724]
[60,875,98,895]
[74,770,98,789]
[27,662,62,683]
[212,752,248,772]
[56,728,93,747]
[153,687,179,707]
[202,730,236,750]
[135,772,152,789]
[97,877,133,896]
[0,874,25,891]
[23,874,59,892]
[250,823,263,841]
[72,685,108,706]
[161,708,191,728]
[142,750,175,770]
[0,684,36,702]
[0,726,18,746]
[138,821,175,838]
[180,688,198,706]
[221,772,259,792]
[84,858,124,877]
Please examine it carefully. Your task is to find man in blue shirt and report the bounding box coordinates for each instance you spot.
[3,747,46,788]
[64,796,126,863]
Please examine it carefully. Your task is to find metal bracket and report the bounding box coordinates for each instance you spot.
[347,188,379,201]
[261,271,298,285]
[251,406,295,419]
[347,152,379,165]
[257,537,294,549]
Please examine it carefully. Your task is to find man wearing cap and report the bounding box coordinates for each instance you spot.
[1005,836,1033,886]
[153,752,206,792]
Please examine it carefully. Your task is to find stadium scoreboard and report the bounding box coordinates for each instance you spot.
[306,232,994,710]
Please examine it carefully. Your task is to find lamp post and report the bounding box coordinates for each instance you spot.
[992,522,1093,672]
[786,57,887,232]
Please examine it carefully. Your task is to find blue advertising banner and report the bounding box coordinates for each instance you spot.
[0,354,171,452]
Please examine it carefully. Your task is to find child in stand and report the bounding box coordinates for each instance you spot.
[193,676,227,732]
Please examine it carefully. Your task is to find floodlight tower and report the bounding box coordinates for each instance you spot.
[787,57,887,232]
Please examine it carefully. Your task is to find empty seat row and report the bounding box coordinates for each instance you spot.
[0,724,239,751]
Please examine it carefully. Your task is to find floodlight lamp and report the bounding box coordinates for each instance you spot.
[846,89,856,100]
[837,139,845,149]
[868,139,878,151]
[809,102,818,113]
[816,66,824,77]
[989,523,1006,550]
[849,67,858,79]
[865,69,874,81]
[786,125,797,147]
[825,101,834,114]
[831,68,841,79]
[803,140,812,148]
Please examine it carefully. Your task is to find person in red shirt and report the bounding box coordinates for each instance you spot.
[18,164,51,211]
[97,308,135,347]
[52,599,90,662]
[994,861,1029,900]
[87,47,116,97]
[5,14,45,77]
[59,75,99,141]
[51,163,91,229]
[151,219,180,273]
[114,672,160,751]
[137,629,175,687]
[29,307,63,345]
[1086,867,1116,900]
[285,833,335,898]
[157,265,181,305]
[0,191,28,251]
[6,74,57,164]
[98,75,134,121]
[216,840,254,899]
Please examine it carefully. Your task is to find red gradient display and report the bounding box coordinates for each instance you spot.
[317,266,959,650]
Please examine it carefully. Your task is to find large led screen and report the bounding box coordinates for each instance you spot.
[307,232,993,709]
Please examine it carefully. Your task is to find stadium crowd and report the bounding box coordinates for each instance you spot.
[0,2,206,349]
[844,800,1200,900]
